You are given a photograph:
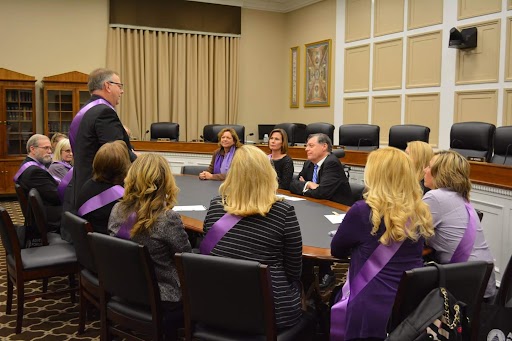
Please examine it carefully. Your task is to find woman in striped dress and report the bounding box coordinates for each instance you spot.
[203,145,304,329]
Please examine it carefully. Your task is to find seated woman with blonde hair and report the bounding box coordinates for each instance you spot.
[423,150,496,300]
[405,140,433,194]
[203,145,303,329]
[330,147,433,341]
[199,127,242,181]
[48,138,73,180]
[108,153,192,340]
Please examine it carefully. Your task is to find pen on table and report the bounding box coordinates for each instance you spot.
[332,211,339,215]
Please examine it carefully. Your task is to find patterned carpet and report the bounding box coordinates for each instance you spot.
[0,200,100,340]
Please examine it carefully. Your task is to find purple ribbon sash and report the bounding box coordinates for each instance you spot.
[69,98,114,149]
[449,202,478,263]
[200,213,242,255]
[330,240,403,341]
[77,185,124,217]
[57,168,73,202]
[115,212,137,240]
[13,161,45,182]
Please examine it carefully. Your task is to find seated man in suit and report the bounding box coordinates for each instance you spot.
[290,133,352,206]
[15,134,62,232]
[289,133,352,289]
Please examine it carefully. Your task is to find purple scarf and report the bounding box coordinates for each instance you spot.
[54,161,72,170]
[213,146,236,174]
[449,202,478,263]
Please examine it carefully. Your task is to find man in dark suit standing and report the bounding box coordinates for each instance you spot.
[66,68,137,211]
[290,133,352,206]
[15,134,62,232]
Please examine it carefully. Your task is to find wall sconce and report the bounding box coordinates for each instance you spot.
[449,27,477,49]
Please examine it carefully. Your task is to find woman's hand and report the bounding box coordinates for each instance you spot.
[199,171,213,180]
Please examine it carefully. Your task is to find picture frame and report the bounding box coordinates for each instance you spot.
[305,39,331,107]
[290,46,299,108]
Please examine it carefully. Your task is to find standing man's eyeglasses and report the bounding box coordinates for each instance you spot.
[108,81,124,89]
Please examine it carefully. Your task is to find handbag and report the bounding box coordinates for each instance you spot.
[386,264,470,341]
[477,300,512,340]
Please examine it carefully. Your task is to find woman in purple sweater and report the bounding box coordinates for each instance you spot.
[330,147,433,340]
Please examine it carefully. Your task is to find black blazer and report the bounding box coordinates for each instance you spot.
[289,153,352,206]
[17,157,62,231]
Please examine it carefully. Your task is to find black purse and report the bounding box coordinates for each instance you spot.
[386,264,470,341]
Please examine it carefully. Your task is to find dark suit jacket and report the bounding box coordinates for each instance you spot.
[289,153,352,206]
[17,157,62,231]
[68,95,136,210]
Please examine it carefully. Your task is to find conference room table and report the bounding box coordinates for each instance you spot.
[174,175,350,260]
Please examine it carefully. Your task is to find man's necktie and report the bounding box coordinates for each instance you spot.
[312,164,318,183]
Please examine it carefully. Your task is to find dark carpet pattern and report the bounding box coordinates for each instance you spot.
[0,200,100,340]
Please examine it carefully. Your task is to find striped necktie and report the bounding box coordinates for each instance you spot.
[312,164,318,183]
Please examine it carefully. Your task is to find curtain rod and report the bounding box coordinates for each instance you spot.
[109,24,241,38]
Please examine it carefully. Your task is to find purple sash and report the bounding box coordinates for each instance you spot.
[213,146,236,174]
[13,161,45,182]
[115,212,137,240]
[77,185,124,216]
[330,240,403,341]
[449,202,478,263]
[57,168,73,202]
[69,98,114,149]
[199,213,242,255]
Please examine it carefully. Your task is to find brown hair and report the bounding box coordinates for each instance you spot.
[217,128,243,148]
[92,140,131,185]
[269,128,289,154]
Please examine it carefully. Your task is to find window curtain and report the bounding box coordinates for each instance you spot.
[106,26,239,141]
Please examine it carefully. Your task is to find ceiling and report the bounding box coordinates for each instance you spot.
[186,0,325,13]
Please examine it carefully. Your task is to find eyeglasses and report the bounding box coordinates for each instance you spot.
[62,149,72,153]
[35,146,52,151]
[108,81,124,90]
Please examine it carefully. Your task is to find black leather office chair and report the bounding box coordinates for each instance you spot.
[388,261,493,341]
[491,126,512,165]
[495,254,512,307]
[203,124,245,143]
[338,124,380,151]
[202,124,219,142]
[274,123,307,146]
[150,122,179,141]
[88,233,164,341]
[388,124,430,150]
[63,212,97,335]
[0,206,78,334]
[28,188,67,246]
[450,122,496,162]
[175,252,315,341]
[181,165,206,176]
[305,122,335,143]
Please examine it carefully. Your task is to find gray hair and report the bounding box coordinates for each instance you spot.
[308,133,333,152]
[26,134,48,154]
[88,68,118,93]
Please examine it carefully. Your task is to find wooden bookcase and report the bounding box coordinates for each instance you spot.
[0,68,36,195]
[42,71,89,138]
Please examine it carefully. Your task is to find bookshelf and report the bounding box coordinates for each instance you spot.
[42,71,89,137]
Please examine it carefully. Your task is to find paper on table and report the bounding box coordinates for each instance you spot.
[324,214,345,224]
[173,205,207,211]
[276,194,306,201]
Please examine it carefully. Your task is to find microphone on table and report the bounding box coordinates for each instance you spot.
[503,144,512,165]
[246,132,254,144]
[144,130,150,141]
[200,135,205,142]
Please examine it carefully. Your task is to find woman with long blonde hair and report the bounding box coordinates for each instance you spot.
[330,147,433,341]
[108,153,191,341]
[405,140,433,194]
[203,145,303,329]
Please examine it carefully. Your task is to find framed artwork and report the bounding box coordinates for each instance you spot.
[305,39,331,107]
[290,46,300,108]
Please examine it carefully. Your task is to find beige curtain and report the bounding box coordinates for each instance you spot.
[106,26,239,141]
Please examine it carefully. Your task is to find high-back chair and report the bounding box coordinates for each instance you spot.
[491,126,512,165]
[88,232,164,341]
[305,122,335,143]
[63,211,97,334]
[175,252,314,341]
[388,124,430,150]
[388,261,493,341]
[27,188,66,246]
[495,254,512,307]
[274,123,307,146]
[181,165,206,176]
[150,122,179,141]
[14,183,29,224]
[0,206,78,334]
[338,124,380,151]
[450,122,496,162]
